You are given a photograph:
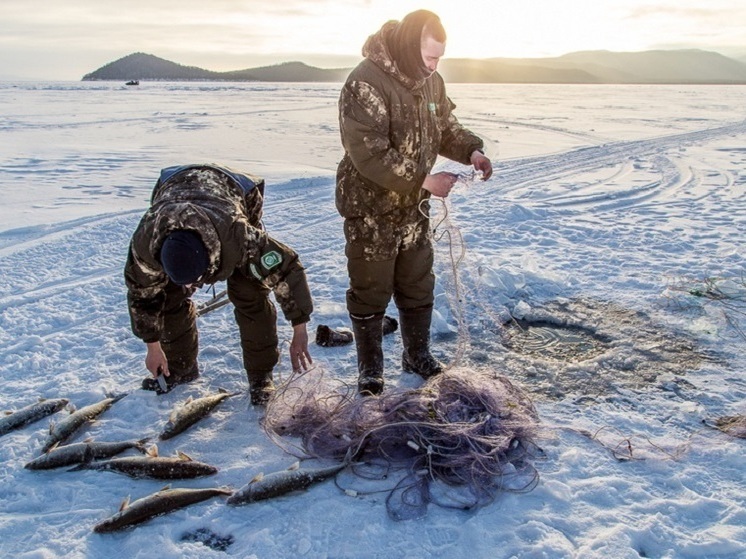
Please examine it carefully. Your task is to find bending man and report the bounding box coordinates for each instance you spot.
[125,164,313,405]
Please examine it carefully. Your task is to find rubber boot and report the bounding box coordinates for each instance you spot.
[382,315,398,336]
[316,315,397,347]
[350,313,385,396]
[315,324,354,347]
[400,305,443,379]
[247,370,275,406]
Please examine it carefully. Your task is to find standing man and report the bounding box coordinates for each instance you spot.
[125,164,313,405]
[336,10,493,395]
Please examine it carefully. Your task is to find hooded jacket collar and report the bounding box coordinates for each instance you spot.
[363,21,427,90]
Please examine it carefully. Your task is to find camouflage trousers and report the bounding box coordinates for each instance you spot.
[159,272,279,376]
[344,205,435,316]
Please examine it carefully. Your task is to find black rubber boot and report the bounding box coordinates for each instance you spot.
[141,363,199,395]
[316,315,397,347]
[350,313,385,396]
[247,370,275,406]
[315,324,354,347]
[382,315,398,336]
[400,305,443,379]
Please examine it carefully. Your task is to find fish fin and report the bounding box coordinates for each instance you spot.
[119,496,130,511]
[67,463,88,472]
[185,396,194,404]
[134,437,151,453]
[250,472,264,483]
[287,461,300,471]
[48,421,55,434]
[106,391,129,403]
[177,450,193,461]
[159,483,172,492]
[83,436,94,443]
[146,444,159,458]
[3,410,12,416]
[46,441,60,453]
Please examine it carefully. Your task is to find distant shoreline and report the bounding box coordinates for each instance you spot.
[79,50,746,85]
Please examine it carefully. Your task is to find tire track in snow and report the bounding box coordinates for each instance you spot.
[493,120,746,201]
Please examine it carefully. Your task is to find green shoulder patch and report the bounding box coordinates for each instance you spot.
[261,251,282,270]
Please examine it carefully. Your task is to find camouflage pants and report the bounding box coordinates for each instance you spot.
[160,272,279,377]
[344,206,435,315]
[159,283,199,374]
[227,270,279,373]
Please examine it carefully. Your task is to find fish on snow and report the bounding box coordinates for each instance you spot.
[0,398,69,437]
[227,461,346,506]
[24,437,149,470]
[159,388,236,440]
[39,393,127,454]
[70,446,218,479]
[93,486,232,533]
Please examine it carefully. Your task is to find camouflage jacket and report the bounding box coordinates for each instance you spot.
[125,165,313,343]
[336,21,484,219]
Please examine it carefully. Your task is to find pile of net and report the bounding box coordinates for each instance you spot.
[263,366,542,519]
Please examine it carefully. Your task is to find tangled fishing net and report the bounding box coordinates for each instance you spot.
[262,366,542,519]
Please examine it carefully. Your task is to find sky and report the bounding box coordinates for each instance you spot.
[1,0,746,80]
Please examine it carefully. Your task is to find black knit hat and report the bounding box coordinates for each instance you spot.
[387,10,444,81]
[160,230,209,285]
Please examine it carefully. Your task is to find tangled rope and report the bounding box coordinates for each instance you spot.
[262,366,542,519]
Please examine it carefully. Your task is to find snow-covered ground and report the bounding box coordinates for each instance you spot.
[0,80,744,559]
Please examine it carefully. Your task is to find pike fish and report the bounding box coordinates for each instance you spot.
[159,389,235,440]
[40,393,127,453]
[93,486,232,533]
[25,438,149,470]
[0,398,69,437]
[71,452,218,479]
[226,461,346,506]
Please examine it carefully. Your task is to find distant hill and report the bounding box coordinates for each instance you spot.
[82,53,350,82]
[83,50,746,84]
[440,49,746,84]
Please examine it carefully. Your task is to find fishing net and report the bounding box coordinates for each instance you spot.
[263,366,542,520]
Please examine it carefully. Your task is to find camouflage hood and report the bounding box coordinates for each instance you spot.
[362,20,426,91]
[130,168,257,294]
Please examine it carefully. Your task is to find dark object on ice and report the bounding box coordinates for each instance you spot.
[181,527,235,551]
[315,324,353,347]
[382,315,398,336]
[125,80,139,86]
[315,315,398,348]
